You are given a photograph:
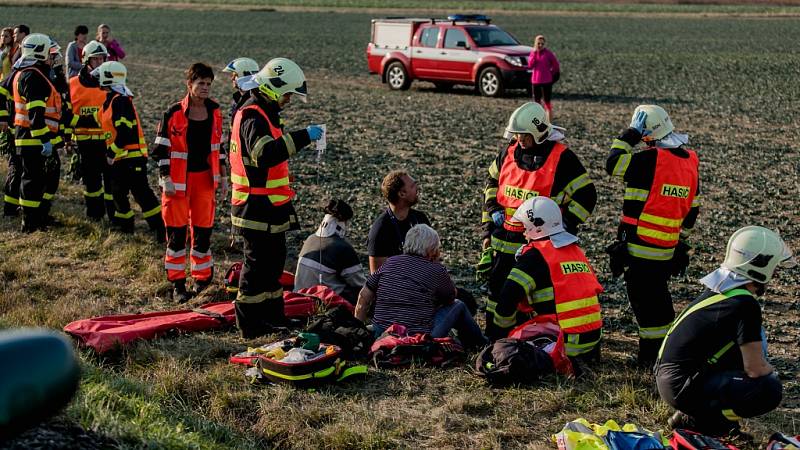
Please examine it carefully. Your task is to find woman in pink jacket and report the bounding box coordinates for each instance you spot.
[96,24,125,61]
[527,35,560,120]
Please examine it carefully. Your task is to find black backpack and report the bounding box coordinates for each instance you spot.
[305,306,374,360]
[475,338,554,385]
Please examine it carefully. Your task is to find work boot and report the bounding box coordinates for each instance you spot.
[173,281,193,304]
[668,411,697,430]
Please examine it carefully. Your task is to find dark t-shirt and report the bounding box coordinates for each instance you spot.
[366,208,431,257]
[187,116,212,172]
[659,289,762,375]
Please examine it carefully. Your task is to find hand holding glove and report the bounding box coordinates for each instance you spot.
[491,210,504,227]
[160,175,176,196]
[306,125,324,141]
[41,142,53,157]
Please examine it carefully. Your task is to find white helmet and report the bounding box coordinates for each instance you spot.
[82,40,108,65]
[722,226,796,284]
[222,57,259,77]
[253,57,307,102]
[95,61,127,88]
[512,196,565,241]
[504,102,553,144]
[20,33,51,62]
[632,105,674,141]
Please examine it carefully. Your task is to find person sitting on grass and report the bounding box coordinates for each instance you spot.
[355,224,487,349]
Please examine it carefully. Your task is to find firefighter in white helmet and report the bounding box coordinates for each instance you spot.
[6,33,61,231]
[94,61,165,241]
[221,57,260,164]
[229,57,323,338]
[656,226,794,437]
[606,105,701,365]
[480,101,597,340]
[490,196,603,360]
[69,40,115,220]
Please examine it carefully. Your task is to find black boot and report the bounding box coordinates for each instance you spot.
[173,280,193,304]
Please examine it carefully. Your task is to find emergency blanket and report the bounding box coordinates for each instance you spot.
[553,418,669,450]
[64,285,353,353]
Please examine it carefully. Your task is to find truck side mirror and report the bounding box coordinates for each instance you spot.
[456,41,469,49]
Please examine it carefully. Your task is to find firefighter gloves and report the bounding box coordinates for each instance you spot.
[491,210,504,227]
[41,142,53,157]
[630,110,647,135]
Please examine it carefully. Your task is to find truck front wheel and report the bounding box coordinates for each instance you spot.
[477,67,504,97]
[386,62,411,91]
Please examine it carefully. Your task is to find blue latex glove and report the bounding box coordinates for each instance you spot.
[630,110,647,134]
[491,210,504,227]
[41,142,53,157]
[761,327,768,357]
[306,125,323,141]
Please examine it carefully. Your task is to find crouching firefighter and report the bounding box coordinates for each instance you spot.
[656,226,794,437]
[481,102,596,339]
[491,196,603,360]
[94,61,165,241]
[606,105,700,365]
[229,57,323,338]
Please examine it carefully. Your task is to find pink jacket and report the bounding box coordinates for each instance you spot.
[105,39,126,61]
[527,48,560,85]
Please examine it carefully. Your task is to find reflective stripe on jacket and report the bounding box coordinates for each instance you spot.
[496,142,567,232]
[622,148,698,250]
[154,94,223,195]
[526,239,603,334]
[229,103,294,207]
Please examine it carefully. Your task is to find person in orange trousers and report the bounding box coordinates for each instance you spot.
[151,63,226,302]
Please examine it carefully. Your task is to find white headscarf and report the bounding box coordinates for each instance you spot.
[12,57,37,70]
[654,132,689,149]
[699,266,751,294]
[314,214,347,238]
[547,126,566,142]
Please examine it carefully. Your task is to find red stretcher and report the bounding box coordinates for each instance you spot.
[63,285,354,353]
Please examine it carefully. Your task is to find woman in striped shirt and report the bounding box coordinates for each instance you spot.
[355,224,487,349]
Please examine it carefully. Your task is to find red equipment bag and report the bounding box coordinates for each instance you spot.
[64,286,353,353]
[369,324,465,368]
[224,263,295,299]
[670,429,739,450]
[508,314,574,376]
[766,433,800,450]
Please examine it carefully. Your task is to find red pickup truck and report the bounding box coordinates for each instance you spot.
[366,15,533,97]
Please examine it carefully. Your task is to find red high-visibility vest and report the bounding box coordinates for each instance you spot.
[12,67,61,141]
[621,148,698,248]
[525,239,603,334]
[156,95,222,196]
[229,104,293,206]
[100,92,147,160]
[69,75,106,137]
[496,142,567,232]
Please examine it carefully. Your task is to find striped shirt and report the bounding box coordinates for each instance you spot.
[367,254,456,334]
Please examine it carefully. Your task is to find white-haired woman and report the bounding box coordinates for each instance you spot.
[355,224,487,349]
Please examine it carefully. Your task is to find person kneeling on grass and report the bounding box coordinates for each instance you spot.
[354,224,487,350]
[656,226,795,438]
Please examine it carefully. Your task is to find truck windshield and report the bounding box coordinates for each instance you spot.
[465,27,519,47]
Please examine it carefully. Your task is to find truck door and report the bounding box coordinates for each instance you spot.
[410,25,441,79]
[440,27,478,81]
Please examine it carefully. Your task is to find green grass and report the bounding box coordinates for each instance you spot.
[0,4,799,449]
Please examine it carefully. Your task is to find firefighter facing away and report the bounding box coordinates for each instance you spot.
[229,57,323,338]
[480,102,597,339]
[656,226,794,437]
[152,63,226,302]
[7,34,61,232]
[492,196,603,359]
[94,61,165,241]
[606,105,700,365]
[69,40,115,221]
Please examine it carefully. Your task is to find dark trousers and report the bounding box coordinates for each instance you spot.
[235,228,287,338]
[485,250,521,340]
[41,152,60,218]
[79,140,115,220]
[3,152,21,216]
[624,257,675,363]
[109,158,163,232]
[657,367,782,434]
[532,83,553,107]
[19,148,46,230]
